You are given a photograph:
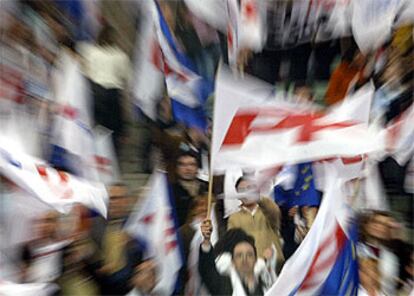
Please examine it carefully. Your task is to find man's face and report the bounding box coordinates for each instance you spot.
[108,186,129,220]
[232,242,256,277]
[176,155,198,181]
[236,179,259,205]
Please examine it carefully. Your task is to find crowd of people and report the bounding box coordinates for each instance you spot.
[0,0,413,296]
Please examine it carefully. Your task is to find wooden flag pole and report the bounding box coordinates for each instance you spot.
[206,169,214,218]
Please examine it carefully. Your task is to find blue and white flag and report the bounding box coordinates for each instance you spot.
[125,171,183,295]
[152,1,214,130]
[266,164,359,296]
[49,50,98,181]
[133,0,214,130]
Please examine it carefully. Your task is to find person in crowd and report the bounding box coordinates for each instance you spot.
[171,151,208,227]
[81,24,131,156]
[199,219,275,296]
[228,177,284,271]
[358,211,400,296]
[324,46,367,105]
[83,183,143,295]
[20,211,68,284]
[358,257,385,296]
[127,259,158,296]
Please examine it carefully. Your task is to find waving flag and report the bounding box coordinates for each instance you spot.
[384,103,414,166]
[133,0,214,130]
[351,0,402,53]
[211,67,382,173]
[125,171,183,295]
[0,136,108,217]
[266,164,359,296]
[49,50,98,181]
[93,126,121,185]
[131,0,165,121]
[226,0,265,69]
[274,162,321,209]
[0,282,58,296]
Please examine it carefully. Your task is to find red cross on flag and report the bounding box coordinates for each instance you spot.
[211,67,384,174]
[125,171,182,295]
[0,136,109,217]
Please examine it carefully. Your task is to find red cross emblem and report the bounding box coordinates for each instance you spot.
[222,109,355,147]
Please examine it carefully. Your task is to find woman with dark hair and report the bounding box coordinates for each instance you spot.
[81,24,131,156]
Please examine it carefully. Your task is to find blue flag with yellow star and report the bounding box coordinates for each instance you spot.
[274,162,321,208]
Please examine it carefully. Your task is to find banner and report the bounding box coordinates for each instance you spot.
[0,137,108,217]
[211,67,383,173]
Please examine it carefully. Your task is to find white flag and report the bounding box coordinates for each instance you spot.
[0,137,108,217]
[0,282,58,296]
[50,50,98,181]
[211,67,383,173]
[125,171,182,295]
[266,164,358,296]
[226,0,266,69]
[131,0,165,120]
[385,104,414,166]
[93,126,121,185]
[351,0,401,53]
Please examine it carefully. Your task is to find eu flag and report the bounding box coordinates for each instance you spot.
[274,162,321,208]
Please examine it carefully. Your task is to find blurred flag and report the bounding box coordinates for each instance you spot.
[0,282,58,296]
[266,165,359,296]
[226,0,265,69]
[274,162,321,209]
[125,171,182,295]
[0,136,108,217]
[351,0,401,53]
[93,126,121,185]
[211,67,382,173]
[183,0,227,33]
[384,103,414,166]
[133,0,213,129]
[131,0,165,121]
[49,50,98,181]
[153,0,214,130]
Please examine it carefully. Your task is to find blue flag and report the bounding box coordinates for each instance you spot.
[274,162,321,208]
[319,221,359,295]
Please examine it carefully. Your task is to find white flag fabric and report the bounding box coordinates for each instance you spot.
[125,171,182,295]
[265,164,357,296]
[0,281,58,296]
[93,126,121,185]
[351,0,401,54]
[0,137,108,217]
[211,67,383,173]
[183,0,227,33]
[226,0,266,69]
[359,160,389,210]
[384,104,414,166]
[131,0,165,120]
[50,50,98,181]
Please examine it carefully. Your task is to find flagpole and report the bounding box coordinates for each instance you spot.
[206,170,214,218]
[206,61,223,219]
